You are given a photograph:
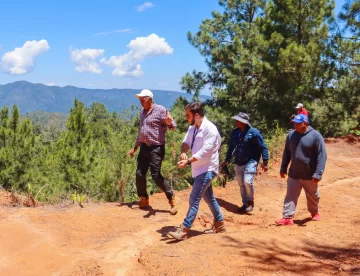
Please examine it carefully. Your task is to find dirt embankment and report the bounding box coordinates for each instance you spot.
[0,138,359,276]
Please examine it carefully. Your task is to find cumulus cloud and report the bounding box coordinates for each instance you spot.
[101,33,173,77]
[47,82,56,86]
[70,48,104,74]
[1,40,50,75]
[136,2,155,12]
[93,28,132,36]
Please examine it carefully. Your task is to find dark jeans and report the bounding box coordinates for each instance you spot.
[136,144,174,200]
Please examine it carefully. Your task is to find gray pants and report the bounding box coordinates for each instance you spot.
[283,177,320,218]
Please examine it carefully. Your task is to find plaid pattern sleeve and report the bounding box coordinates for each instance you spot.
[136,104,175,146]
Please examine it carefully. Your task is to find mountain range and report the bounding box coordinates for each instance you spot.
[0,81,210,114]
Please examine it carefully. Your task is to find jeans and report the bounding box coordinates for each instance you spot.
[136,144,174,200]
[234,161,258,205]
[183,171,224,228]
[283,177,320,218]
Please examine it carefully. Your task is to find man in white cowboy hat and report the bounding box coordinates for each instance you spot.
[295,103,308,117]
[127,89,180,215]
[222,112,269,213]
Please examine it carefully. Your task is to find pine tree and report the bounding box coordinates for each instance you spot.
[60,99,101,194]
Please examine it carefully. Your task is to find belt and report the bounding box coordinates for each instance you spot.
[141,143,163,147]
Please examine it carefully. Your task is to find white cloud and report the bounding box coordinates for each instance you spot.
[101,33,173,77]
[136,2,155,12]
[47,82,56,86]
[94,28,132,36]
[1,40,50,75]
[70,48,104,74]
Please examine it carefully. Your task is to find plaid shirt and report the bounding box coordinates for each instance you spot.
[136,104,176,146]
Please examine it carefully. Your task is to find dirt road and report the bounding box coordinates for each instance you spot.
[0,139,359,276]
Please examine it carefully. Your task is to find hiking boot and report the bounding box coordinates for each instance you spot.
[168,195,180,215]
[204,220,226,234]
[168,224,189,241]
[311,213,320,221]
[238,205,247,213]
[275,217,294,226]
[245,201,254,213]
[132,196,149,209]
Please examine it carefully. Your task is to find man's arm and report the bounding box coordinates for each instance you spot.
[255,131,269,164]
[179,127,192,161]
[280,134,291,176]
[255,131,269,171]
[313,134,327,181]
[127,111,142,158]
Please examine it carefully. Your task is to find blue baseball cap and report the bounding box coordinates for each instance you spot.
[292,114,309,123]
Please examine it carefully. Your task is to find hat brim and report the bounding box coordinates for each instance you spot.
[232,116,251,126]
[135,94,152,98]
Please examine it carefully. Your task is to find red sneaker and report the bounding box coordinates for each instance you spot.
[311,213,320,221]
[275,218,294,226]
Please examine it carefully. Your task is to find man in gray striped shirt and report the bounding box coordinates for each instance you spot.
[127,89,180,215]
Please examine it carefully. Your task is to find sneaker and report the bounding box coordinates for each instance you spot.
[168,224,189,240]
[245,201,254,213]
[275,217,294,226]
[311,213,320,221]
[168,195,180,215]
[131,196,149,209]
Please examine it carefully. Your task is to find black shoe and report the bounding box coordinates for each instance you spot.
[238,205,247,213]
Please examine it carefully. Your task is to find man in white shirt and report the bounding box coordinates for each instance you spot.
[168,102,226,240]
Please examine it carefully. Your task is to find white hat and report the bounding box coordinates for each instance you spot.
[135,89,153,98]
[296,103,303,109]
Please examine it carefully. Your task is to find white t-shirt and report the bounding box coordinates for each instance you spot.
[182,117,221,178]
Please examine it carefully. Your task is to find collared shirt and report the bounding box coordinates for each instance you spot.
[182,117,221,178]
[225,127,269,166]
[136,104,176,146]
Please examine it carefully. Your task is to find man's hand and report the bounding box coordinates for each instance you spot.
[261,163,269,172]
[312,177,320,184]
[177,159,188,169]
[164,110,173,126]
[127,146,138,158]
[280,172,287,178]
[180,153,188,160]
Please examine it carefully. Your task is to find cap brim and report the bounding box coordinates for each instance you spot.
[232,116,251,126]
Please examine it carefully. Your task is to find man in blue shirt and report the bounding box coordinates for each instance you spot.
[222,112,269,213]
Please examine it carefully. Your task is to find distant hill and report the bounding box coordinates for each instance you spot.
[0,81,210,114]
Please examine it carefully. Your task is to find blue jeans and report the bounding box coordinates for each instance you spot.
[183,171,224,228]
[234,161,258,205]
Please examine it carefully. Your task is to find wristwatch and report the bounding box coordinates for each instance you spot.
[187,159,191,165]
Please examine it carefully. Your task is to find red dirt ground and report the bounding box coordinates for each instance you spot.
[0,139,359,276]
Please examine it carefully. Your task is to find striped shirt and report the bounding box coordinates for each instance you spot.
[136,104,176,146]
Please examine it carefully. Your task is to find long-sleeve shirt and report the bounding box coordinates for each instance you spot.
[136,104,176,146]
[280,126,327,180]
[225,127,269,166]
[182,117,221,178]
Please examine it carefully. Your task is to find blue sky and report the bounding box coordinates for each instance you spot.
[0,0,346,95]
